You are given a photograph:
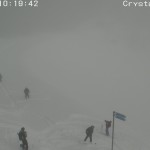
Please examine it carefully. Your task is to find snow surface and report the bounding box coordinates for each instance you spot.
[0,80,149,150]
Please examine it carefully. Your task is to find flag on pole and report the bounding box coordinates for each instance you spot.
[114,112,126,121]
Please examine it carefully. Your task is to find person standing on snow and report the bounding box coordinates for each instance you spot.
[18,127,28,150]
[24,88,30,100]
[84,125,94,143]
[0,73,2,82]
[105,120,112,136]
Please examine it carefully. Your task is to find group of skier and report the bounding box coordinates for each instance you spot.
[0,74,29,149]
[1,73,112,148]
[17,120,111,150]
[84,120,112,143]
[18,89,29,150]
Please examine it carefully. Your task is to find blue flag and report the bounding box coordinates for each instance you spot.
[114,112,126,121]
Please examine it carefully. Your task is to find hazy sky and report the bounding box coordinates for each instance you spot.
[0,0,150,145]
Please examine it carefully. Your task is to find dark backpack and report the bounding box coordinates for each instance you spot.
[18,132,22,141]
[18,131,27,141]
[86,126,93,135]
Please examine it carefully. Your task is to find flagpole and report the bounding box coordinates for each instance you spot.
[112,111,115,150]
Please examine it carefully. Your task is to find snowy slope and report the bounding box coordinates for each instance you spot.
[0,75,149,150]
[0,96,149,150]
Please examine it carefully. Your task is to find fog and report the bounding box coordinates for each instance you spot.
[0,0,150,146]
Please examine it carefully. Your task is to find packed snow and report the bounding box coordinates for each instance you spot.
[0,80,149,150]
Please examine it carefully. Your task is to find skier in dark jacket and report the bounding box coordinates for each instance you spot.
[18,127,28,150]
[84,125,94,143]
[24,88,30,100]
[105,120,111,136]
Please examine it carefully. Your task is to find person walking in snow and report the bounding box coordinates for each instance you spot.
[84,125,94,143]
[0,73,2,82]
[105,120,111,136]
[24,88,30,100]
[18,127,28,150]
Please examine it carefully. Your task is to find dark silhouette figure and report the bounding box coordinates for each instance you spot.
[24,88,30,100]
[0,74,2,82]
[84,125,94,143]
[105,120,112,136]
[18,127,28,150]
